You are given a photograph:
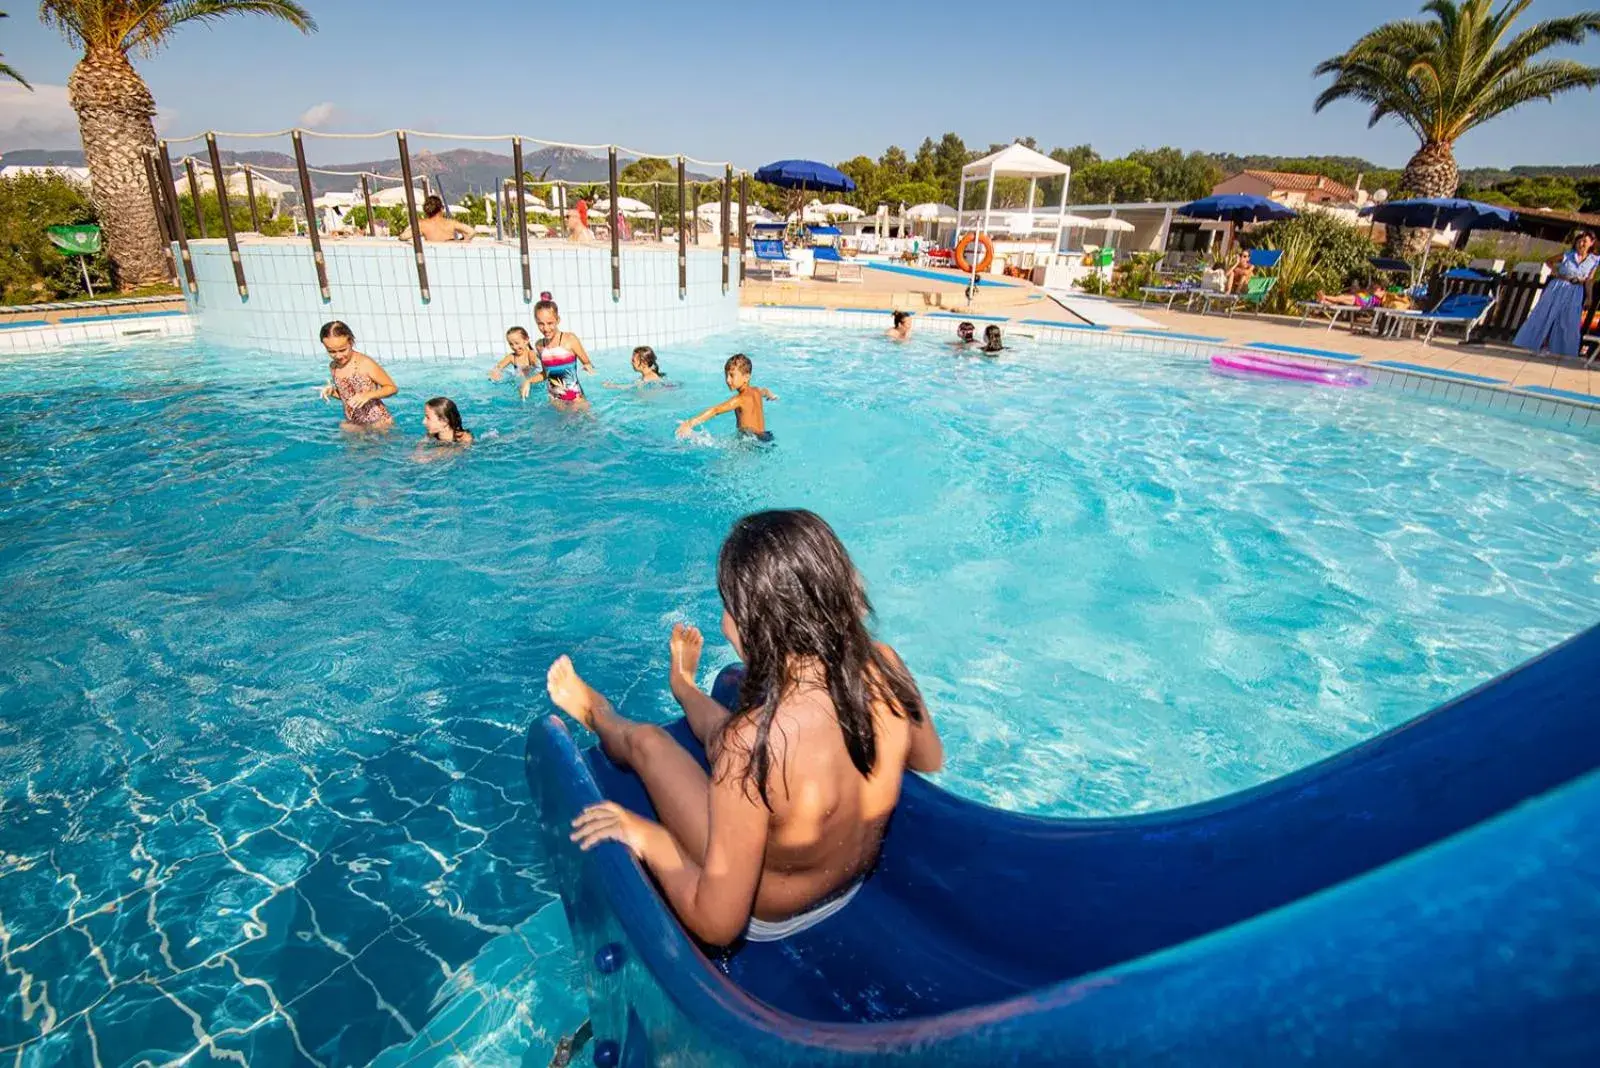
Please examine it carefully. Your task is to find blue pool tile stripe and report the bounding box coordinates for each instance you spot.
[1518,385,1600,407]
[1370,360,1507,385]
[0,319,49,330]
[924,311,1009,322]
[834,308,896,316]
[57,309,189,326]
[754,303,828,311]
[1124,328,1226,343]
[1245,342,1363,363]
[1019,319,1108,330]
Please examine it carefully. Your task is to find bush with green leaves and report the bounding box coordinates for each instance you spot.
[0,172,114,304]
[1246,210,1377,310]
[177,193,292,238]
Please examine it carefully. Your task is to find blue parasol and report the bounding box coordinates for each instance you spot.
[752,160,856,192]
[1357,198,1520,279]
[1177,194,1299,224]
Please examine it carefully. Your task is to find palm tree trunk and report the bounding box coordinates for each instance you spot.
[1388,139,1460,258]
[67,47,168,290]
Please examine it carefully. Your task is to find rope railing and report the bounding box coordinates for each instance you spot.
[149,127,755,308]
[162,126,747,173]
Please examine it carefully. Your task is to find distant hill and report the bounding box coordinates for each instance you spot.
[0,146,714,196]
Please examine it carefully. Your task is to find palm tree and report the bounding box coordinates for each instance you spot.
[1314,0,1600,203]
[40,1,316,289]
[1,12,30,87]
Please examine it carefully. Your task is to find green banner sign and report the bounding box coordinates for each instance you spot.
[46,224,102,256]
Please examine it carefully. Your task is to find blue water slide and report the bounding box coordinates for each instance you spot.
[523,624,1600,1066]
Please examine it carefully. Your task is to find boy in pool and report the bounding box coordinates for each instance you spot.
[676,353,777,442]
[981,325,1004,355]
[954,321,976,346]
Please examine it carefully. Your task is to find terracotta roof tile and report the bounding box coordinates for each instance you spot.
[1239,170,1357,200]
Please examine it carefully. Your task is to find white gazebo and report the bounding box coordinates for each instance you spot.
[954,143,1072,281]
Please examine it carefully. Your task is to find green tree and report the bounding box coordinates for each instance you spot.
[1125,147,1222,201]
[1491,174,1580,210]
[176,192,290,239]
[0,171,113,303]
[931,132,970,205]
[1313,0,1600,211]
[39,0,316,289]
[1247,210,1379,308]
[836,155,880,208]
[1577,178,1600,213]
[618,157,680,217]
[879,180,941,207]
[1,11,29,86]
[1075,159,1155,203]
[1043,145,1098,202]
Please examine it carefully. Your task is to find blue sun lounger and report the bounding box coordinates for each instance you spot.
[1374,292,1495,344]
[526,624,1600,1066]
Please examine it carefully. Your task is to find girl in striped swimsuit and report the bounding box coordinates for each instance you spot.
[519,299,596,410]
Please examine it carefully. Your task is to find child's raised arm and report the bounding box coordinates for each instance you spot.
[570,336,595,373]
[488,353,515,380]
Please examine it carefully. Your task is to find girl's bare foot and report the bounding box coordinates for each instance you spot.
[670,623,703,688]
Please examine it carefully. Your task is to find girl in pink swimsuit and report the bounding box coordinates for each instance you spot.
[519,298,596,409]
[317,321,397,431]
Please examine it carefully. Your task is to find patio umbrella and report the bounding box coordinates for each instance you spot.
[1177,194,1299,224]
[1356,197,1520,279]
[906,202,957,220]
[752,160,856,192]
[816,202,864,218]
[592,196,656,218]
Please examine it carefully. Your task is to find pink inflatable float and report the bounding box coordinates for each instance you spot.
[1211,351,1368,387]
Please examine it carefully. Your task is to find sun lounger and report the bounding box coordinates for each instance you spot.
[1140,284,1203,310]
[1200,276,1275,316]
[1580,333,1597,367]
[748,238,795,280]
[1298,299,1379,331]
[1372,293,1494,345]
[812,245,863,283]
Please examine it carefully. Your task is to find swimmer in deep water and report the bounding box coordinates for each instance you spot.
[981,324,1004,355]
[676,353,777,442]
[316,320,397,431]
[954,321,976,347]
[421,397,473,446]
[605,345,676,389]
[488,326,537,381]
[519,299,596,409]
[888,310,913,341]
[548,508,944,945]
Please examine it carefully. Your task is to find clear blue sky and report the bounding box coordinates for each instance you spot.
[4,0,1598,170]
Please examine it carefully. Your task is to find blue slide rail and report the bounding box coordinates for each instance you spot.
[524,624,1600,1066]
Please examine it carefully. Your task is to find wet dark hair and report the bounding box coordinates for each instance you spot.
[633,345,663,376]
[956,321,975,340]
[892,311,911,327]
[716,510,927,807]
[725,353,752,376]
[425,396,468,438]
[534,298,559,318]
[507,326,530,341]
[422,195,444,218]
[319,320,355,344]
[983,325,1003,352]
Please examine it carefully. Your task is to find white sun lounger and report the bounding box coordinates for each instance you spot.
[1298,300,1378,331]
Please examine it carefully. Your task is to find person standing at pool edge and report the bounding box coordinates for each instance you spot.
[1514,230,1598,359]
[520,299,596,409]
[547,509,944,945]
[317,321,397,431]
[677,354,777,442]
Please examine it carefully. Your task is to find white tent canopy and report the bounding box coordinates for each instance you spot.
[906,202,957,220]
[192,169,294,200]
[815,201,864,219]
[370,184,425,207]
[592,196,655,218]
[960,143,1070,180]
[955,142,1074,284]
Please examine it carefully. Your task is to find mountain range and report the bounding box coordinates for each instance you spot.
[0,146,717,196]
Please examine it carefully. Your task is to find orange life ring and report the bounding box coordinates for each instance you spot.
[953,232,994,274]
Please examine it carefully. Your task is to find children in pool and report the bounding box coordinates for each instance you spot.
[520,299,595,409]
[677,353,776,442]
[316,320,397,431]
[422,397,473,446]
[605,346,676,389]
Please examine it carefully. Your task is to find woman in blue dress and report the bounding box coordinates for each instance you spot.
[1513,230,1597,358]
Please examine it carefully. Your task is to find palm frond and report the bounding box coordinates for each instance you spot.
[0,11,25,88]
[1315,0,1600,156]
[127,0,317,52]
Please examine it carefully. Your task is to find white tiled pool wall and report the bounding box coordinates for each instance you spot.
[186,239,741,360]
[739,305,1600,432]
[0,312,192,354]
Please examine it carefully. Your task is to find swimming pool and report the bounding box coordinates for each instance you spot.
[2,324,1598,1065]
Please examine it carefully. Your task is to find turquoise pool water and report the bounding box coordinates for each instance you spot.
[2,325,1598,1065]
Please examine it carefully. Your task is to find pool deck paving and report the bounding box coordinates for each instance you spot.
[742,272,1599,407]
